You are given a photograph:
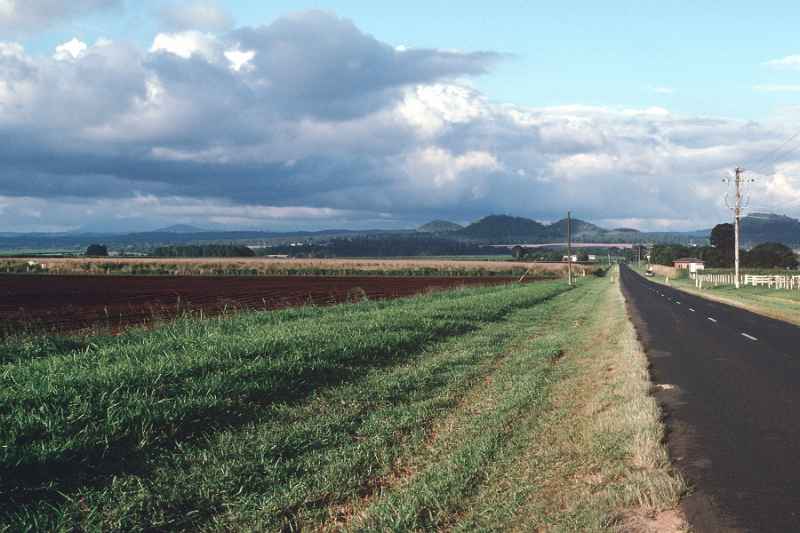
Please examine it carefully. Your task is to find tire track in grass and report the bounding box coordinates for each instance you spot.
[344,281,600,532]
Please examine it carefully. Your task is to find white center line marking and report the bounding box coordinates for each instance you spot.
[676,301,681,305]
[689,308,695,312]
[741,333,758,341]
[707,317,717,323]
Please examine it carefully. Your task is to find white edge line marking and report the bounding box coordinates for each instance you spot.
[676,301,681,305]
[707,317,717,323]
[689,308,695,312]
[741,333,758,341]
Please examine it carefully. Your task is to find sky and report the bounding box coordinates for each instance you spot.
[3,0,800,232]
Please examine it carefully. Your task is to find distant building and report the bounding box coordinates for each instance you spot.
[562,255,579,262]
[673,257,705,273]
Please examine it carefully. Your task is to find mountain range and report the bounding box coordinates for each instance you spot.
[1,212,798,253]
[452,215,623,242]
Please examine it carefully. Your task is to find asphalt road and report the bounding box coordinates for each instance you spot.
[620,264,800,532]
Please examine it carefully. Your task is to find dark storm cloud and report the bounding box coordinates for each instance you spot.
[227,11,502,120]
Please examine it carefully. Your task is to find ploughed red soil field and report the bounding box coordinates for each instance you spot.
[0,274,517,334]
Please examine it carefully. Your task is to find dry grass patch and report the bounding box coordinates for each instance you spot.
[3,256,590,278]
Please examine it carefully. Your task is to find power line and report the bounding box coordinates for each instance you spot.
[748,129,800,173]
[748,127,800,177]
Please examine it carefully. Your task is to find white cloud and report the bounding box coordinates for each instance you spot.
[0,194,364,232]
[150,31,218,60]
[54,38,88,60]
[0,41,23,57]
[652,86,674,94]
[754,84,800,92]
[398,84,488,137]
[224,48,255,72]
[405,147,501,187]
[765,54,800,69]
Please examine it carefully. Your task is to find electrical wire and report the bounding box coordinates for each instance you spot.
[748,130,800,176]
[747,129,800,173]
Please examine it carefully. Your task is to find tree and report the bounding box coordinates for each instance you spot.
[743,242,798,269]
[577,252,590,262]
[710,223,734,266]
[696,246,726,268]
[511,245,526,260]
[85,244,108,257]
[649,244,690,266]
[152,244,256,258]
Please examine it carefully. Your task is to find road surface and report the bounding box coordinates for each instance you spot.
[620,264,800,532]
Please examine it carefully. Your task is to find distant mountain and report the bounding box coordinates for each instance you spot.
[741,213,800,246]
[0,228,413,252]
[417,220,463,233]
[5,212,765,254]
[457,215,546,241]
[152,224,207,234]
[454,214,708,244]
[456,214,614,243]
[544,218,603,239]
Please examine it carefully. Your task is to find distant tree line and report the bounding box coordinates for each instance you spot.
[650,242,797,269]
[152,244,256,257]
[649,224,797,269]
[261,235,498,258]
[512,246,630,262]
[85,244,108,257]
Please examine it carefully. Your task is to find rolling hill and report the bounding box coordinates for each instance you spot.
[417,220,464,233]
[455,215,639,243]
[456,215,546,241]
[741,213,800,247]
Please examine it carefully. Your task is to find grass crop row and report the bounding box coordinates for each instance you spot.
[0,280,570,529]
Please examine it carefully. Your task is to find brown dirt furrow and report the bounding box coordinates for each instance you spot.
[0,274,516,334]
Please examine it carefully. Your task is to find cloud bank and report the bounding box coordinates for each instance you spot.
[0,0,122,34]
[0,10,797,232]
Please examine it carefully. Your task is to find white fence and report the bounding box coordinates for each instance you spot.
[743,274,800,289]
[690,273,735,287]
[690,272,800,289]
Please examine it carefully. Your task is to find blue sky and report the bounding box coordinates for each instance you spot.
[3,1,800,232]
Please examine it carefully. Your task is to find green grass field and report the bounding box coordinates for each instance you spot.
[0,272,683,531]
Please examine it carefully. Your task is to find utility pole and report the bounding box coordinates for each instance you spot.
[567,211,573,286]
[638,244,641,268]
[725,167,753,289]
